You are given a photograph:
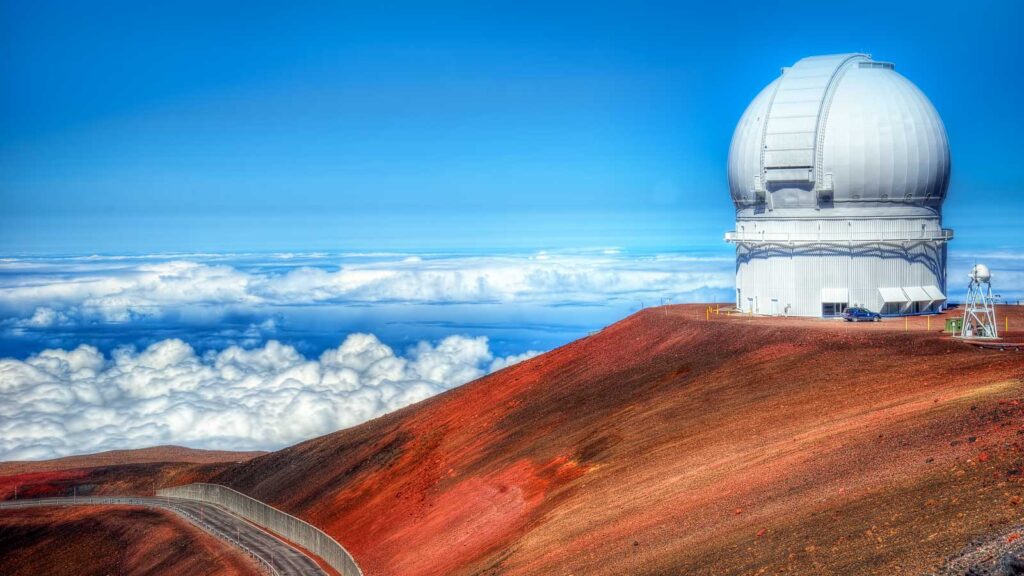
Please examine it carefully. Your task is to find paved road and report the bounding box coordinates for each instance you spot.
[0,497,327,576]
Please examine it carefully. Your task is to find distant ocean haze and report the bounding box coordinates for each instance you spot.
[0,249,736,360]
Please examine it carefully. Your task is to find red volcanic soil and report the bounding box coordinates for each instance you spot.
[214,305,1024,576]
[0,505,256,576]
[0,461,237,502]
[0,447,263,502]
[0,445,265,476]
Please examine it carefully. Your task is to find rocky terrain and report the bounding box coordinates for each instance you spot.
[210,305,1024,575]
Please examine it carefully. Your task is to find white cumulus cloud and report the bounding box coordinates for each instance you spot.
[0,333,534,461]
[16,307,70,328]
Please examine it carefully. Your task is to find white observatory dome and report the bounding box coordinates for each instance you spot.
[725,54,954,319]
[728,54,950,211]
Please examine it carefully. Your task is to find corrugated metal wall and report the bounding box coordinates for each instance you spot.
[734,217,946,317]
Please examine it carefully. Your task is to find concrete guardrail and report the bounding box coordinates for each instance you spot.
[157,483,362,576]
[0,497,281,575]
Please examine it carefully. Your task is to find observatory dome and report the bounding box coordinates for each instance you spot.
[725,54,954,319]
[728,54,950,211]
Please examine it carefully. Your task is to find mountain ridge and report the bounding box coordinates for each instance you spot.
[210,305,1024,575]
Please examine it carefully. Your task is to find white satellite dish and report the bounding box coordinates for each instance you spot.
[969,264,991,283]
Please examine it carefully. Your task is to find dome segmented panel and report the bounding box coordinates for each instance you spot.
[822,66,949,204]
[727,54,950,211]
[727,79,777,205]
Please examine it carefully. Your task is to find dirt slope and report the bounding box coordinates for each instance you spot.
[0,446,265,476]
[0,446,262,502]
[0,505,256,576]
[213,305,1024,576]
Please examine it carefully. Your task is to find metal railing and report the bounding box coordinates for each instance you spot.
[724,228,954,245]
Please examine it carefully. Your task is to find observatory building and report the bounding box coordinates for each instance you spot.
[725,53,953,317]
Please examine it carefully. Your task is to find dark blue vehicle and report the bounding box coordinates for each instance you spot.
[843,307,881,322]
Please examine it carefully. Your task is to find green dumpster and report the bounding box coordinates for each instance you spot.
[945,317,963,334]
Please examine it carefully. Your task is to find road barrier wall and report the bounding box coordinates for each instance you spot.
[157,483,361,576]
[0,497,280,575]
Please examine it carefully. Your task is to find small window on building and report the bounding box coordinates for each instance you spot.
[822,302,848,316]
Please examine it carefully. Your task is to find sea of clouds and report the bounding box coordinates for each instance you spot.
[0,250,732,325]
[0,332,537,461]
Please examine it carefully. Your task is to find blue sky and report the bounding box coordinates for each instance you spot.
[1,1,1023,459]
[2,0,1021,254]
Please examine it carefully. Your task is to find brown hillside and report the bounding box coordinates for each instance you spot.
[0,446,263,502]
[0,505,256,576]
[0,446,265,476]
[212,305,1024,576]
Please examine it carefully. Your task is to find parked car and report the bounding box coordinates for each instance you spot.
[843,307,881,322]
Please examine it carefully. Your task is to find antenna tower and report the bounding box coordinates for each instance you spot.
[960,264,998,339]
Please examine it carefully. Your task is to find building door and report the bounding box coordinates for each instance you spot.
[771,298,779,316]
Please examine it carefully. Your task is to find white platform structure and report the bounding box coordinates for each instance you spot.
[960,264,998,339]
[725,54,953,317]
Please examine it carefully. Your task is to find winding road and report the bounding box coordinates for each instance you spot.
[0,496,327,576]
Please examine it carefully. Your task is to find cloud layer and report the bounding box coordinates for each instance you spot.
[0,251,719,461]
[4,249,1018,334]
[0,334,538,461]
[0,252,733,325]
